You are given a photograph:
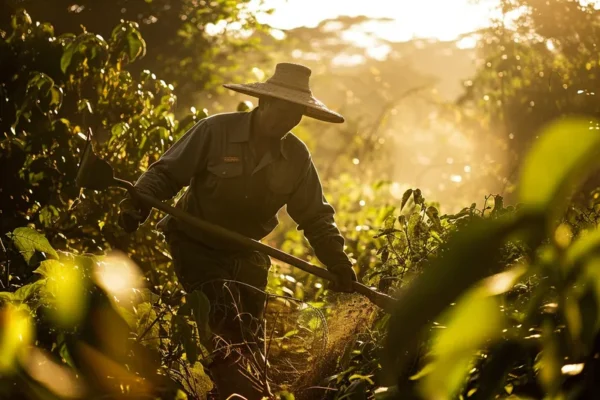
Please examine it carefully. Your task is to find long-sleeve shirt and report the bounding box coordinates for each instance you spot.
[134,109,352,269]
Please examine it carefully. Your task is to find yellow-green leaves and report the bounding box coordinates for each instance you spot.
[518,118,600,227]
[43,259,88,329]
[110,21,147,64]
[414,267,524,399]
[420,293,503,399]
[0,303,34,373]
[7,227,59,264]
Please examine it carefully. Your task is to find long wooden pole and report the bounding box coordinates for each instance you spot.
[115,178,396,313]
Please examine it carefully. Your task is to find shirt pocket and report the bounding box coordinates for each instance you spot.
[205,162,244,202]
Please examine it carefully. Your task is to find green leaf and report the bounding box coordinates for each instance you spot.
[59,339,76,369]
[60,42,75,74]
[126,30,146,61]
[418,288,504,399]
[519,118,600,227]
[401,189,413,210]
[187,290,212,350]
[426,206,442,232]
[135,302,159,345]
[381,248,389,263]
[7,227,58,264]
[34,259,61,277]
[413,189,424,206]
[0,292,15,304]
[180,362,213,396]
[435,292,503,355]
[13,280,46,303]
[349,374,375,385]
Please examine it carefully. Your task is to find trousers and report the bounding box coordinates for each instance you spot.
[166,231,272,399]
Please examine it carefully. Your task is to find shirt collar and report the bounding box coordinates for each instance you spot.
[229,109,290,160]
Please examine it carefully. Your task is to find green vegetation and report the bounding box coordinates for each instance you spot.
[3,1,600,399]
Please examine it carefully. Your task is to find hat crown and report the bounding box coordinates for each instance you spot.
[265,63,312,94]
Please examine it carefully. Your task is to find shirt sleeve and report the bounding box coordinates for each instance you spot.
[286,157,352,269]
[134,120,210,200]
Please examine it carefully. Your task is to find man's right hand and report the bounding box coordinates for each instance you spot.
[118,197,151,233]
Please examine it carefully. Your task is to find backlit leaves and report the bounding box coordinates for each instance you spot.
[7,227,59,264]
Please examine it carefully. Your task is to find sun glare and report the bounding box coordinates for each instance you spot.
[94,251,144,298]
[257,0,501,49]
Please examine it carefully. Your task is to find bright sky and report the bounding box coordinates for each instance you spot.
[258,0,500,42]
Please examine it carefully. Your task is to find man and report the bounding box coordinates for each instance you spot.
[119,63,356,399]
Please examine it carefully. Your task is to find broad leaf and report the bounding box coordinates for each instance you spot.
[0,292,14,304]
[419,288,504,399]
[401,189,413,210]
[413,188,424,206]
[60,42,75,73]
[7,227,58,264]
[34,259,62,278]
[13,280,46,303]
[126,30,146,61]
[519,118,600,227]
[181,362,213,396]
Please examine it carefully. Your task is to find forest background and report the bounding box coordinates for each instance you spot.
[3,0,600,399]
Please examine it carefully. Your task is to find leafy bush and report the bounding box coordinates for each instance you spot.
[0,227,214,399]
[0,9,208,290]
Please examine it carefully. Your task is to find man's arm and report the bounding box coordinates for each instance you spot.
[135,120,210,199]
[286,157,354,273]
[119,120,210,230]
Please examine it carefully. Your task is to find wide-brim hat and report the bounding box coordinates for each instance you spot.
[223,63,345,124]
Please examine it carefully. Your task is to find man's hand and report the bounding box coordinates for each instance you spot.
[328,264,357,293]
[118,197,151,233]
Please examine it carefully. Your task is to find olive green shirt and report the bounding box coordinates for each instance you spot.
[134,109,351,269]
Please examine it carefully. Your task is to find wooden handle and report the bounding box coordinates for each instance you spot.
[117,179,397,313]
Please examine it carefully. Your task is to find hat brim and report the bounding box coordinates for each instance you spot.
[223,82,345,124]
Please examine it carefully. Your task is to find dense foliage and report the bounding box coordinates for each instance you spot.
[4,1,600,399]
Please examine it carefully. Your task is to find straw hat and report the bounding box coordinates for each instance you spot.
[223,63,345,124]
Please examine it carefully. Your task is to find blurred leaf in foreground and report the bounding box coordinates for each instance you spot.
[0,303,34,373]
[519,118,600,227]
[23,347,87,398]
[416,272,511,399]
[44,259,88,329]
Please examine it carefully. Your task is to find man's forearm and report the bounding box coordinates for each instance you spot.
[302,216,352,268]
[134,164,182,201]
[312,235,352,269]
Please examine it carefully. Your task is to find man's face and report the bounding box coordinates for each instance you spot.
[260,97,304,138]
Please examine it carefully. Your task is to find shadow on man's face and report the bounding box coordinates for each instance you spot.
[259,97,304,138]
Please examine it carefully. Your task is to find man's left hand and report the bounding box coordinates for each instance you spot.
[329,264,357,293]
